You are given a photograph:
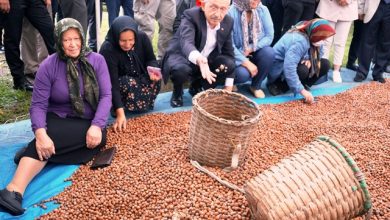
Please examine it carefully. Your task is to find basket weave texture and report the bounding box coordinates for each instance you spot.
[244,136,371,220]
[189,89,261,168]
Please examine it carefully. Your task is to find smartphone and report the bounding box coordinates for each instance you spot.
[147,66,162,80]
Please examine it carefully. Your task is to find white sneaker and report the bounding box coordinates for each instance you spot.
[333,70,342,83]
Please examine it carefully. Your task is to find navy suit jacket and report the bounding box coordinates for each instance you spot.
[162,7,235,83]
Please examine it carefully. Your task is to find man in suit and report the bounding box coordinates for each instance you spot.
[162,0,235,107]
[354,0,390,83]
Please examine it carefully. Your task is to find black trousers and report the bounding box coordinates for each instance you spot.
[282,0,315,35]
[273,58,330,93]
[347,20,363,66]
[3,0,55,86]
[22,113,107,165]
[58,0,88,37]
[298,58,330,87]
[263,0,284,46]
[357,1,390,78]
[170,55,235,90]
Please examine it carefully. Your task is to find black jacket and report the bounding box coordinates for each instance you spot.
[99,16,158,110]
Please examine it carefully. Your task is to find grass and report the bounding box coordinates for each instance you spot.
[0,76,31,123]
[0,14,355,124]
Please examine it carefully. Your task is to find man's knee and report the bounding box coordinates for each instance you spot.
[170,63,192,85]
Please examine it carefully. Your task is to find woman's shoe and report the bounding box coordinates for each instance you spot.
[250,87,265,98]
[0,189,25,216]
[333,70,342,83]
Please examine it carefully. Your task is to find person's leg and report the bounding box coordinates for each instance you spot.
[251,46,275,90]
[4,0,29,90]
[25,0,55,55]
[21,18,40,77]
[234,66,252,84]
[372,3,390,83]
[86,0,97,51]
[302,58,331,87]
[51,0,58,23]
[106,0,120,26]
[0,157,46,215]
[37,5,52,62]
[6,158,47,196]
[122,0,134,18]
[133,0,160,41]
[57,0,88,36]
[300,2,315,21]
[281,1,303,35]
[346,20,363,70]
[355,6,382,82]
[170,63,192,107]
[155,0,176,59]
[264,0,284,45]
[332,20,352,71]
[322,20,336,60]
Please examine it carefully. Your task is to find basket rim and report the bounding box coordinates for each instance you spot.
[192,89,261,126]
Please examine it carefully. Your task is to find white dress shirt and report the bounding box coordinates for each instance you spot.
[188,22,221,65]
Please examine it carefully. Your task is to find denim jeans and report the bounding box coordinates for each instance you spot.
[106,0,134,26]
[234,46,275,90]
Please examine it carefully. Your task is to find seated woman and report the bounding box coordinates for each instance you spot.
[99,16,161,133]
[267,19,335,104]
[0,18,112,215]
[229,0,275,98]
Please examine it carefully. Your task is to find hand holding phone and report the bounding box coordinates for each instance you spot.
[147,66,162,82]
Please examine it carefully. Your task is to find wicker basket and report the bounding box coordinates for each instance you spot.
[245,136,372,220]
[189,89,261,169]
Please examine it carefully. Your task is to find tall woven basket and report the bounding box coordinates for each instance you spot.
[189,89,261,169]
[245,136,372,220]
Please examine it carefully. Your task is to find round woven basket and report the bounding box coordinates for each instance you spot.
[244,136,372,220]
[189,89,261,168]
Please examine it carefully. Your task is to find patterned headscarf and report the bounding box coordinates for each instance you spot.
[55,18,99,117]
[291,18,335,43]
[233,0,261,52]
[290,19,335,78]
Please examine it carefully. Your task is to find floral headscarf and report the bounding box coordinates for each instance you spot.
[232,0,261,52]
[55,18,99,116]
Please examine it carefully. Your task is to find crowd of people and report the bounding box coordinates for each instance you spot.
[0,0,389,216]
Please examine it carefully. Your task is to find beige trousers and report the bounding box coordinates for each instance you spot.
[133,0,176,60]
[322,20,353,66]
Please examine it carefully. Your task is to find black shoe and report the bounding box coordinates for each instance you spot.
[354,72,366,82]
[13,81,33,91]
[0,189,24,216]
[14,147,27,164]
[346,63,358,71]
[373,76,386,83]
[170,86,183,108]
[267,83,283,96]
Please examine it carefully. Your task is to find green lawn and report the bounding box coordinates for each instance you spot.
[0,14,355,124]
